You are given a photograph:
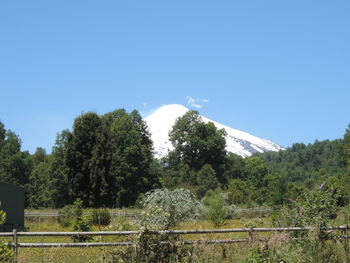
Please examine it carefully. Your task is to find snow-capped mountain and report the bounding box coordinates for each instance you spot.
[144,104,284,159]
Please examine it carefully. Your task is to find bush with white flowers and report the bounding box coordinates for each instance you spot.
[140,188,203,230]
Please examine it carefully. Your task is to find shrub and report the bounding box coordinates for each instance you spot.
[0,210,5,225]
[70,199,92,242]
[298,189,338,228]
[0,243,14,263]
[106,188,203,262]
[205,194,228,227]
[104,217,134,243]
[57,204,74,227]
[274,189,338,229]
[90,208,111,226]
[242,245,268,263]
[104,228,191,263]
[108,217,133,232]
[140,188,202,230]
[0,209,14,263]
[203,191,236,227]
[72,217,91,242]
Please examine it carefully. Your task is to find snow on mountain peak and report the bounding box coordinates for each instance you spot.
[144,104,284,158]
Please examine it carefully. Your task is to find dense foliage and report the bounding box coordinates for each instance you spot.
[65,110,160,207]
[0,123,31,206]
[257,139,346,183]
[0,108,349,210]
[273,188,338,230]
[167,111,227,181]
[0,109,160,208]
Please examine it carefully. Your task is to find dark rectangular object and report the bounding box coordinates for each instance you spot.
[0,183,25,229]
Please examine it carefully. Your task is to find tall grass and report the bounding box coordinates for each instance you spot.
[12,212,350,262]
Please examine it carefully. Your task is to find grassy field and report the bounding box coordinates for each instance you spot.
[1,211,349,262]
[9,214,270,262]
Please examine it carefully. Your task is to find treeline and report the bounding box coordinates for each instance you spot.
[255,139,350,205]
[0,109,349,209]
[0,110,160,208]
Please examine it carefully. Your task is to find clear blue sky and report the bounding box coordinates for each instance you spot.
[0,1,349,153]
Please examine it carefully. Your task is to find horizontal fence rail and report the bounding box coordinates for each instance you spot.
[0,225,349,263]
[1,225,348,247]
[24,208,273,219]
[2,226,347,238]
[2,225,349,262]
[24,212,139,218]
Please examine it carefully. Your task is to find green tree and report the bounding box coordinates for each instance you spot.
[196,164,219,198]
[66,112,109,207]
[265,174,287,206]
[0,122,31,207]
[227,178,255,205]
[64,109,159,208]
[71,199,92,242]
[167,110,227,183]
[243,156,268,188]
[27,148,52,208]
[48,130,70,208]
[343,124,350,169]
[0,122,5,147]
[224,153,245,180]
[258,139,345,184]
[0,129,30,186]
[204,192,228,227]
[88,119,114,207]
[107,109,159,207]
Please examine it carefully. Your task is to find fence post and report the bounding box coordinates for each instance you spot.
[248,228,253,243]
[13,229,18,263]
[346,224,349,263]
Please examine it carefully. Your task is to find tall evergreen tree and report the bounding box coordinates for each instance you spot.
[343,124,350,169]
[196,164,219,198]
[0,121,5,147]
[89,119,114,207]
[66,112,106,207]
[27,148,52,208]
[48,130,70,208]
[63,109,159,208]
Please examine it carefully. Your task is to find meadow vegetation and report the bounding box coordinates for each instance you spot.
[7,186,350,262]
[12,207,350,262]
[1,110,350,261]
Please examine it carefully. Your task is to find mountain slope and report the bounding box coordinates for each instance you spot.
[144,104,284,158]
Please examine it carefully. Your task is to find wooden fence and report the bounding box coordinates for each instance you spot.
[1,225,348,262]
[0,226,349,249]
[24,208,272,220]
[24,211,139,218]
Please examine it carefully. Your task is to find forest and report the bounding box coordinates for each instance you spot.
[0,108,349,210]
